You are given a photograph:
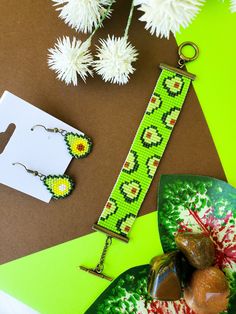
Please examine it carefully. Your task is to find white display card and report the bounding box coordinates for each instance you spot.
[0,91,82,202]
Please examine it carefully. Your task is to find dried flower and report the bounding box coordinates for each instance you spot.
[52,0,110,33]
[231,0,236,12]
[48,36,93,85]
[134,0,204,39]
[94,36,138,85]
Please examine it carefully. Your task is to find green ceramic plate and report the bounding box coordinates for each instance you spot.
[86,175,236,314]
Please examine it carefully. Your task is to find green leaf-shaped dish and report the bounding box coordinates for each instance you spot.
[86,175,236,314]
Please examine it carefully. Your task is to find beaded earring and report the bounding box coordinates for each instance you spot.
[31,125,93,159]
[12,162,74,199]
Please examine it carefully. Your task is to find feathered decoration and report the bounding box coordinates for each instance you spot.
[48,36,93,85]
[94,36,138,85]
[52,0,110,33]
[134,0,204,39]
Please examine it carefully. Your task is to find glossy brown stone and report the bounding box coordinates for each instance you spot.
[184,267,229,314]
[175,232,215,269]
[148,252,182,301]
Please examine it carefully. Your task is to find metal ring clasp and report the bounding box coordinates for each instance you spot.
[79,236,113,281]
[178,41,199,68]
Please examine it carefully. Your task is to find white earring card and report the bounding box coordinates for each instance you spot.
[0,91,82,202]
[0,291,40,314]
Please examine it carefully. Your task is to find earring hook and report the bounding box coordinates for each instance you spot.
[31,124,67,135]
[12,162,45,179]
[31,124,48,132]
[12,162,29,172]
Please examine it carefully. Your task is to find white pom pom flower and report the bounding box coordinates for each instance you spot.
[94,36,138,85]
[134,0,204,38]
[231,0,236,12]
[48,36,93,85]
[52,0,110,33]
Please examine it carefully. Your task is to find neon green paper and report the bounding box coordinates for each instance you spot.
[176,0,236,187]
[0,2,235,314]
[0,212,162,314]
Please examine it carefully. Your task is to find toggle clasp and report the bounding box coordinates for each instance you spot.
[79,236,113,281]
[178,41,199,68]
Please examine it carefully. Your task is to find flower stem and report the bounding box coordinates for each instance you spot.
[88,0,116,41]
[124,0,135,38]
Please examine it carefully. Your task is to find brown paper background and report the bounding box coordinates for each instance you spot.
[0,0,225,264]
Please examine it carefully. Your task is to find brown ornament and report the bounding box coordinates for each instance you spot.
[184,266,229,314]
[175,232,215,269]
[148,252,182,301]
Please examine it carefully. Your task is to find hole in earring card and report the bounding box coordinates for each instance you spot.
[0,123,16,154]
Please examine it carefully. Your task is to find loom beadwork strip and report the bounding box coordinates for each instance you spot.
[96,66,193,239]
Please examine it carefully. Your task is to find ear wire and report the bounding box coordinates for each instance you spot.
[12,162,29,172]
[12,162,45,179]
[31,125,47,132]
[31,124,66,135]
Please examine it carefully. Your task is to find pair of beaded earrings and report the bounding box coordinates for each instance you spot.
[13,125,93,200]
